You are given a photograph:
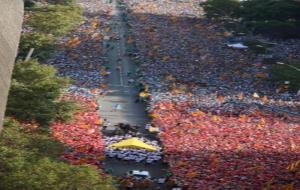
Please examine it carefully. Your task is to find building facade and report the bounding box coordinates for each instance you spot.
[0,0,23,129]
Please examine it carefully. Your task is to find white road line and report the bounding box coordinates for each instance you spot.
[110,85,130,88]
[119,66,124,86]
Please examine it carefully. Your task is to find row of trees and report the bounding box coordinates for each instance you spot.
[2,1,116,189]
[0,119,115,190]
[201,0,300,39]
[9,0,83,125]
[20,1,82,60]
[6,60,77,126]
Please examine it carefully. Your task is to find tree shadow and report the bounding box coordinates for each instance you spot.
[164,149,300,190]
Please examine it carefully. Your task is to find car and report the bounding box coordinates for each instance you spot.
[126,170,151,179]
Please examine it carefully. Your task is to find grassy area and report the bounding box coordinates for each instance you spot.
[0,118,116,190]
[270,60,300,91]
[243,39,274,54]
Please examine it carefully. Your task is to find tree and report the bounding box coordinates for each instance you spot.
[18,32,57,60]
[201,0,300,38]
[3,158,114,190]
[6,59,75,126]
[240,0,300,22]
[240,0,300,38]
[27,4,83,37]
[201,0,241,19]
[0,119,116,190]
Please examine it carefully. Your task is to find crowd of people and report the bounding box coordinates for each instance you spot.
[47,0,112,89]
[119,0,300,189]
[123,0,300,110]
[51,94,105,169]
[151,101,300,189]
[45,0,300,188]
[104,135,162,163]
[49,0,114,172]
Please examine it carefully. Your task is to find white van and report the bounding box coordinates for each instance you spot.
[126,170,151,179]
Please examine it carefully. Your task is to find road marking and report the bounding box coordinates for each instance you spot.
[109,84,131,88]
[119,65,124,86]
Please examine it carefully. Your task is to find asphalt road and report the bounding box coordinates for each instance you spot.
[97,0,169,188]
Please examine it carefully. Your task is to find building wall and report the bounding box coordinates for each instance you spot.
[0,0,23,129]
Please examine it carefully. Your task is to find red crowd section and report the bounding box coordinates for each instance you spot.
[51,94,105,170]
[152,101,300,189]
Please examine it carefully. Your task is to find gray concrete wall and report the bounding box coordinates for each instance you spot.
[0,0,24,129]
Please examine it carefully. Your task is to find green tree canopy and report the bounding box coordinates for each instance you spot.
[6,60,75,126]
[201,0,240,18]
[18,32,57,60]
[240,0,300,22]
[27,4,82,37]
[0,119,116,190]
[201,0,300,38]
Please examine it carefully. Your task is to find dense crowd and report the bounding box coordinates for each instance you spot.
[47,0,112,88]
[42,0,300,188]
[151,101,300,189]
[51,94,105,169]
[120,0,300,189]
[49,0,114,171]
[124,0,300,111]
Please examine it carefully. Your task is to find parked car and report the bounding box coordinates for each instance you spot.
[126,170,151,179]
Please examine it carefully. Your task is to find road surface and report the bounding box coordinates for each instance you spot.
[98,0,169,188]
